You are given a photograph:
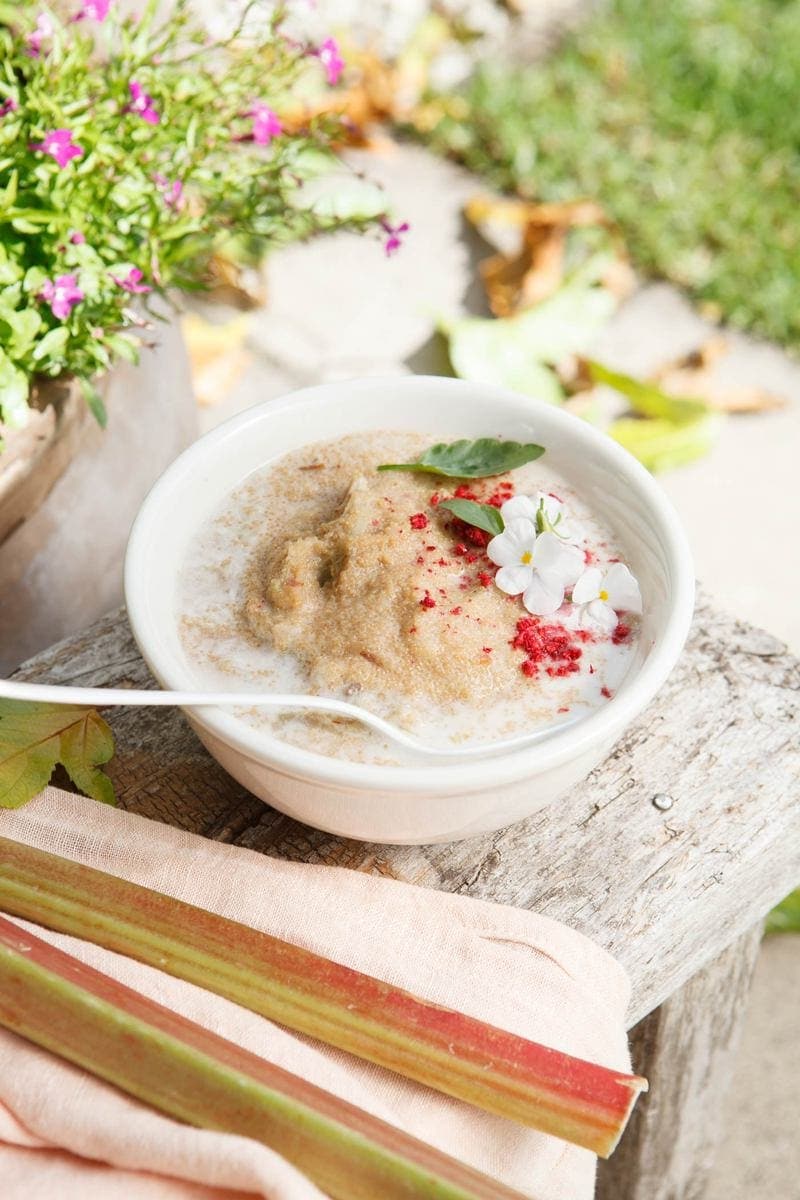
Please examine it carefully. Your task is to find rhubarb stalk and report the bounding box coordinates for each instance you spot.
[0,914,530,1200]
[0,836,646,1155]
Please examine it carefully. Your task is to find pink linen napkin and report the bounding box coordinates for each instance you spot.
[0,788,634,1200]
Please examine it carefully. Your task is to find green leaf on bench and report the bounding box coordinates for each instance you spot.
[0,700,115,809]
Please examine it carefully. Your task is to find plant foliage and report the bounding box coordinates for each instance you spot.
[0,0,384,430]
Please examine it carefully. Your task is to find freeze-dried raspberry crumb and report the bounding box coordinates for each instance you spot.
[511,618,584,679]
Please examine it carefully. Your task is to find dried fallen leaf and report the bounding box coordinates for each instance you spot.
[280,16,453,146]
[204,254,266,309]
[652,337,787,413]
[466,196,634,317]
[182,313,252,409]
[0,700,115,809]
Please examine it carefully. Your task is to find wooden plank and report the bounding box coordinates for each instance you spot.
[596,923,764,1200]
[13,595,800,1025]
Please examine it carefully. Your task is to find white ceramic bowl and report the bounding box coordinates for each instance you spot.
[124,375,694,844]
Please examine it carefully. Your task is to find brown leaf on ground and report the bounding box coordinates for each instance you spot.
[182,314,252,408]
[465,196,635,317]
[205,254,266,309]
[653,337,787,413]
[281,17,453,146]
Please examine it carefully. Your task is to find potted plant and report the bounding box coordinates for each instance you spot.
[0,0,388,670]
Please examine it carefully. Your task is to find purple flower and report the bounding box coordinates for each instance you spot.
[39,274,84,320]
[31,129,84,168]
[154,173,184,210]
[381,219,410,257]
[250,103,282,146]
[26,12,54,57]
[111,267,151,294]
[75,0,111,19]
[69,230,86,245]
[315,37,344,86]
[127,81,160,125]
[0,98,17,118]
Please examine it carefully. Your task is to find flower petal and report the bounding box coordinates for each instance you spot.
[604,562,643,614]
[522,569,565,616]
[585,599,619,634]
[487,518,536,567]
[571,566,603,605]
[500,495,538,524]
[495,564,533,596]
[534,533,584,586]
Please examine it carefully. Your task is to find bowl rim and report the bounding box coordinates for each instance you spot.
[124,375,695,794]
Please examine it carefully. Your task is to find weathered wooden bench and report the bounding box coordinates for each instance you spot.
[14,595,800,1199]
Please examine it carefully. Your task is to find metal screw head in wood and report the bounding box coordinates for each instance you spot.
[652,793,674,811]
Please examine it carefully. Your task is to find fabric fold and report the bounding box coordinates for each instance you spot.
[0,788,633,1200]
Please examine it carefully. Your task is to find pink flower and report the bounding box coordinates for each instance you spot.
[32,129,84,168]
[39,274,84,320]
[0,98,17,118]
[111,267,151,294]
[154,173,184,210]
[315,37,344,86]
[69,230,86,245]
[127,81,160,125]
[381,219,410,257]
[250,103,282,146]
[26,12,53,57]
[75,0,111,19]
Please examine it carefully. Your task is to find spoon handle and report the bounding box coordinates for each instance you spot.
[0,677,570,760]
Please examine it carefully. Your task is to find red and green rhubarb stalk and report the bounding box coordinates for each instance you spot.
[0,837,646,1156]
[0,914,530,1200]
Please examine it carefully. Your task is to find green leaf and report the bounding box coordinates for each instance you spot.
[0,169,18,211]
[0,306,42,358]
[0,349,30,429]
[609,413,722,473]
[378,437,545,478]
[445,283,617,402]
[437,498,505,535]
[32,326,69,363]
[586,361,710,422]
[22,267,47,296]
[0,700,116,809]
[765,889,800,935]
[104,332,140,364]
[79,377,108,428]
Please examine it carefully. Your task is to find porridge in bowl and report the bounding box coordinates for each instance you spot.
[178,430,642,763]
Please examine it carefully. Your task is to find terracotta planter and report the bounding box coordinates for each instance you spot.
[0,320,197,673]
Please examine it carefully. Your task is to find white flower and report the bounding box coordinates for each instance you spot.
[570,563,643,633]
[500,492,581,542]
[487,519,585,617]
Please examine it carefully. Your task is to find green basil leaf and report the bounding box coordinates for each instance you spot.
[377,437,544,478]
[437,498,505,536]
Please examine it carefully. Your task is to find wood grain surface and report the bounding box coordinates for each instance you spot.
[14,594,800,1026]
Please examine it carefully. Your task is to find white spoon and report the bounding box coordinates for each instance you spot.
[0,678,577,760]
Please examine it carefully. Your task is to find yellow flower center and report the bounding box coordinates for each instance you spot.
[599,589,609,601]
[520,550,533,565]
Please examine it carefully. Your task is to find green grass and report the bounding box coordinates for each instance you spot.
[420,0,800,349]
[766,889,800,935]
